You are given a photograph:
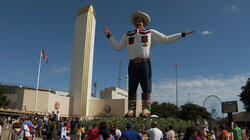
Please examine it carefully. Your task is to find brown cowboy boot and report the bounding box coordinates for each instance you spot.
[141,92,151,117]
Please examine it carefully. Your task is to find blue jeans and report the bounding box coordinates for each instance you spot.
[128,60,152,112]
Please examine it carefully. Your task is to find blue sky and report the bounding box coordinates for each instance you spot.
[0,0,249,113]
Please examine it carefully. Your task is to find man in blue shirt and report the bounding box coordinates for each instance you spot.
[120,122,141,140]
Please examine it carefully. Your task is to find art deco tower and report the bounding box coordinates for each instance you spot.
[69,5,96,116]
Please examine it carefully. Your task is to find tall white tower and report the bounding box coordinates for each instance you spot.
[69,5,96,116]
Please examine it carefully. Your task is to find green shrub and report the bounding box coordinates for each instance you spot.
[80,117,193,134]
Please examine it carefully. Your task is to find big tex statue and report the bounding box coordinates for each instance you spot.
[103,11,194,117]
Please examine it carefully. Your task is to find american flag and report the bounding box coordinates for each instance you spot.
[41,49,48,63]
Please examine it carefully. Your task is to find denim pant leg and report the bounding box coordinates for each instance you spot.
[139,61,152,111]
[128,62,139,112]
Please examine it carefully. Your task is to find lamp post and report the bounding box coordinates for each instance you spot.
[187,93,191,103]
[174,64,179,106]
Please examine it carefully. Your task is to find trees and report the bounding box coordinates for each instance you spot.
[179,103,211,121]
[151,101,179,118]
[0,86,10,108]
[151,101,211,120]
[239,78,250,112]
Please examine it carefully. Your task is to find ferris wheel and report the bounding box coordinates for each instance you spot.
[203,95,223,119]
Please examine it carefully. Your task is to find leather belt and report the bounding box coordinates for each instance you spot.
[130,57,150,63]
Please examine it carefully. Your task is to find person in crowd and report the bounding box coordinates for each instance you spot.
[56,111,60,122]
[163,127,171,140]
[146,121,163,140]
[52,121,57,139]
[199,132,207,140]
[99,121,115,140]
[70,118,76,134]
[66,132,71,140]
[61,122,67,140]
[179,132,184,140]
[114,124,122,140]
[76,124,82,140]
[233,123,242,140]
[168,125,176,140]
[203,125,209,139]
[219,124,229,140]
[24,117,34,137]
[120,122,141,140]
[81,125,87,139]
[21,120,32,140]
[88,123,100,140]
[0,117,3,140]
[195,129,202,140]
[138,128,144,140]
[11,122,24,140]
[183,127,199,140]
[42,122,47,139]
[207,130,216,140]
[240,125,247,140]
[66,118,71,134]
[110,126,116,139]
[46,120,54,139]
[51,111,57,122]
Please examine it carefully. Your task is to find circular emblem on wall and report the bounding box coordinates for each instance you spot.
[54,102,60,110]
[105,105,111,113]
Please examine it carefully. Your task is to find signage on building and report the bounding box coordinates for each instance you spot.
[105,105,111,113]
[54,101,60,110]
[221,101,238,113]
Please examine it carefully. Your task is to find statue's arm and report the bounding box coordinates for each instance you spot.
[151,29,194,45]
[151,29,182,44]
[109,34,127,51]
[103,26,127,51]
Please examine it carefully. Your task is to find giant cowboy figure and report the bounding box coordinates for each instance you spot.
[103,11,195,117]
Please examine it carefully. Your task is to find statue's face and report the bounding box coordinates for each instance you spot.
[135,17,144,29]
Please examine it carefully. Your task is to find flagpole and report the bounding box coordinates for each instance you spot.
[34,48,42,111]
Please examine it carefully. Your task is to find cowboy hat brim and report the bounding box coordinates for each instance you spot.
[130,11,151,27]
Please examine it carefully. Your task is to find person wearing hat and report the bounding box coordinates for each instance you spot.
[120,122,141,140]
[103,11,195,117]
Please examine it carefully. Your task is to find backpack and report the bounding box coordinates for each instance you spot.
[11,129,22,140]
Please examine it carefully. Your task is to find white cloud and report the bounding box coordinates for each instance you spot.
[151,73,250,113]
[229,6,238,12]
[202,31,212,35]
[53,67,70,74]
[14,72,26,78]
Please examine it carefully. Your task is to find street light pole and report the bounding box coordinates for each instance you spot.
[174,64,179,106]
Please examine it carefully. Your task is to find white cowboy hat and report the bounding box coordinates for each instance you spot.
[130,11,151,27]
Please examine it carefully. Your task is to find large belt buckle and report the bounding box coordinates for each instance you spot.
[134,58,142,63]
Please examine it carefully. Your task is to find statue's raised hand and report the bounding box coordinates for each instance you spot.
[183,30,195,36]
[103,27,111,35]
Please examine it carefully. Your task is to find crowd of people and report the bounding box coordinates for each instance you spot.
[0,112,249,140]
